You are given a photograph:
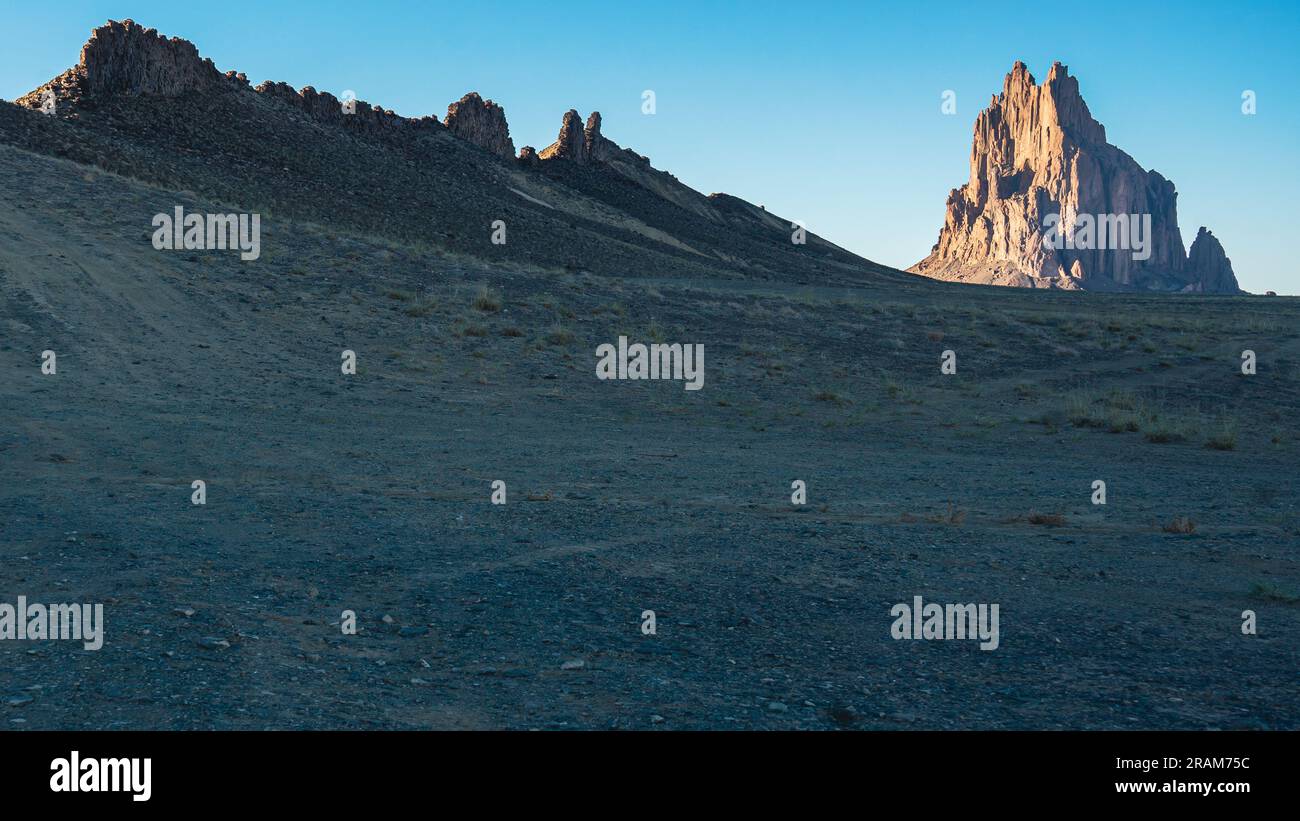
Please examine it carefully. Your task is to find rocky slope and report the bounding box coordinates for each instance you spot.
[7,19,893,286]
[910,61,1240,293]
[2,137,1296,731]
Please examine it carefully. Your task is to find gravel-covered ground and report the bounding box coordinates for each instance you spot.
[2,144,1298,729]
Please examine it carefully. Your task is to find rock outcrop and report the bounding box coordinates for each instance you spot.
[910,61,1240,293]
[537,109,651,169]
[255,81,442,136]
[443,92,514,160]
[1185,227,1239,293]
[76,18,230,96]
[19,20,445,138]
[18,18,234,107]
[538,109,589,163]
[583,112,617,162]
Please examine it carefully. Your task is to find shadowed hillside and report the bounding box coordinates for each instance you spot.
[4,19,902,286]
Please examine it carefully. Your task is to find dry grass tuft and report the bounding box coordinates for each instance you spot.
[472,285,502,313]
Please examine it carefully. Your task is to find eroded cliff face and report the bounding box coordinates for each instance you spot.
[910,62,1240,293]
[444,92,514,160]
[73,17,231,96]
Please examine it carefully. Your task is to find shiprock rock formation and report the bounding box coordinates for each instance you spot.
[8,19,891,285]
[910,61,1240,293]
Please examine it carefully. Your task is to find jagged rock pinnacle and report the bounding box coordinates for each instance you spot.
[539,109,589,163]
[444,92,515,160]
[910,61,1240,293]
[1186,227,1239,293]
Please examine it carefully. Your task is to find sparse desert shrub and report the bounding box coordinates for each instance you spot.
[1063,390,1205,443]
[545,325,575,345]
[462,323,488,337]
[501,326,524,338]
[472,285,502,313]
[1162,516,1196,534]
[1065,394,1101,427]
[927,330,945,343]
[1250,582,1299,603]
[1067,389,1145,429]
[926,502,966,525]
[813,390,846,406]
[1107,411,1141,433]
[1205,419,1238,450]
[386,290,412,301]
[1143,416,1191,443]
[1025,511,1066,527]
[403,298,437,317]
[646,318,666,343]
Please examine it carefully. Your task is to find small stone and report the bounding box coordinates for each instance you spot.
[560,659,585,670]
[650,714,665,724]
[767,701,788,713]
[174,607,196,617]
[196,637,230,650]
[381,614,395,624]
[6,695,34,707]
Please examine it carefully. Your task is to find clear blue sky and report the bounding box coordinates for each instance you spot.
[3,0,1297,293]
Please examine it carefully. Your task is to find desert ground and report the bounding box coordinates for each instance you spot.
[2,142,1298,729]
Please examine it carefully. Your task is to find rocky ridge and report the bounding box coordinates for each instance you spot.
[6,19,887,286]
